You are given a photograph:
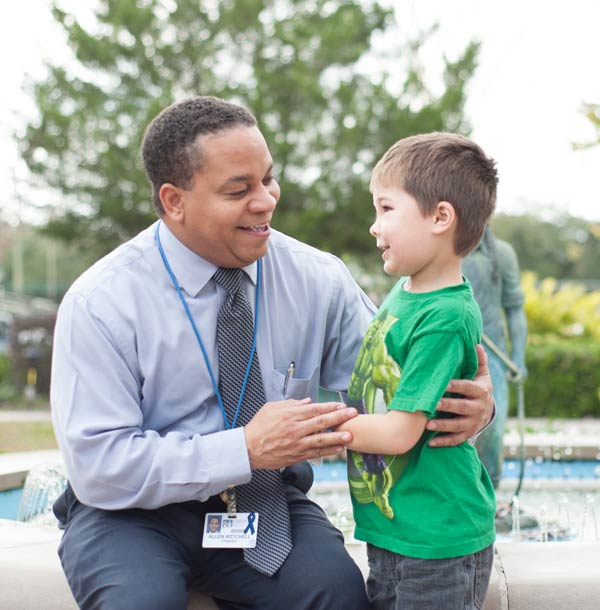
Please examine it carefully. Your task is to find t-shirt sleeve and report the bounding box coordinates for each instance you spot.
[387,331,466,418]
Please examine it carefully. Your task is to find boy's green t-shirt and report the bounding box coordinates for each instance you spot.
[347,278,496,559]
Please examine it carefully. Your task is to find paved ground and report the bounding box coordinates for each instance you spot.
[0,410,52,422]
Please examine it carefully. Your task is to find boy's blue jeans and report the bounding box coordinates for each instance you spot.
[366,543,494,610]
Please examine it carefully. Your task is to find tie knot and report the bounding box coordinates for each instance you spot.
[213,267,245,295]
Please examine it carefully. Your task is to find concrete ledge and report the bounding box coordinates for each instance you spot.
[1,518,599,609]
[0,519,217,610]
[490,541,600,610]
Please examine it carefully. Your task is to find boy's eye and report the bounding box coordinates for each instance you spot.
[382,205,392,212]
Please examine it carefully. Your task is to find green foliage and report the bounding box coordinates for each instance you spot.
[0,354,10,384]
[0,223,98,299]
[491,213,600,280]
[0,355,18,403]
[20,0,478,257]
[508,273,600,418]
[522,272,600,341]
[515,340,600,418]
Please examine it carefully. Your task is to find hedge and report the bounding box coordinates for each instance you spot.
[0,353,9,385]
[510,340,600,418]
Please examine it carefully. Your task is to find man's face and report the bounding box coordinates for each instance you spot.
[166,125,280,268]
[209,517,220,532]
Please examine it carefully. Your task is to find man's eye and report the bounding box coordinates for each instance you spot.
[227,189,248,197]
[263,175,275,185]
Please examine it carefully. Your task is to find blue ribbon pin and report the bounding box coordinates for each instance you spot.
[244,512,256,535]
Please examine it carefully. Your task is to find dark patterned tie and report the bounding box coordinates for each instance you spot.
[213,267,293,576]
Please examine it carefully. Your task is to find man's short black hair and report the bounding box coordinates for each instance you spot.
[142,96,257,214]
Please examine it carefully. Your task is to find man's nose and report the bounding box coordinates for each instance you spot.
[249,185,278,213]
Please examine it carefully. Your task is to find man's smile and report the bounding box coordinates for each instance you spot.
[240,222,270,233]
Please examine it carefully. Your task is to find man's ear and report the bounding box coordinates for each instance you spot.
[159,183,185,222]
[431,201,456,235]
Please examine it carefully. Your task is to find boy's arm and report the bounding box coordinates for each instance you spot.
[336,411,427,454]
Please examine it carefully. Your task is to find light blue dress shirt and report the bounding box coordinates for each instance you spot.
[51,221,377,509]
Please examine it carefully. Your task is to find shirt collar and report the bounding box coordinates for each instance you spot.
[156,221,258,297]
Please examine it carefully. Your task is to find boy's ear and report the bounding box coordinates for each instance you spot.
[159,183,185,222]
[431,201,456,235]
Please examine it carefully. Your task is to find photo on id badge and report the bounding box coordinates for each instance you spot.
[202,512,259,548]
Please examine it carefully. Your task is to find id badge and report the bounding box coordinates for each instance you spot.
[202,512,259,548]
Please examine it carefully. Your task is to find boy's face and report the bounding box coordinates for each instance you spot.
[370,185,438,278]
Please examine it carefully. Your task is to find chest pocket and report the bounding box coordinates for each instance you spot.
[268,365,320,402]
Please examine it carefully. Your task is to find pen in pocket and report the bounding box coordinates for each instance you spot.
[283,361,295,395]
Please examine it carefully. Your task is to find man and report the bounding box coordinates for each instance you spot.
[51,96,494,610]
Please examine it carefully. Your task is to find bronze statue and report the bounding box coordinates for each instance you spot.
[462,225,528,489]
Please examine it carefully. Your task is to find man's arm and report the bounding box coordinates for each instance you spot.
[425,344,494,447]
[53,293,361,505]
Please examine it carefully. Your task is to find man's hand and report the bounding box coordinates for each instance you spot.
[426,344,494,447]
[244,398,356,470]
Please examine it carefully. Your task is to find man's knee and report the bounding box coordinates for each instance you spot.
[77,583,189,610]
[309,555,368,609]
[58,504,192,610]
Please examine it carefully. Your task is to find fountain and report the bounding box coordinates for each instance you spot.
[2,452,600,610]
[16,462,66,525]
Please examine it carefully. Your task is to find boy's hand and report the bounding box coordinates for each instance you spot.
[426,344,493,447]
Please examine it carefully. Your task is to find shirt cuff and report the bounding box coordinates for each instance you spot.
[202,427,252,495]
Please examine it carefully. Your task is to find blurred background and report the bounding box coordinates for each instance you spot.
[0,0,599,435]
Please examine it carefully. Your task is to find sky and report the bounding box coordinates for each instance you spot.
[1,0,600,225]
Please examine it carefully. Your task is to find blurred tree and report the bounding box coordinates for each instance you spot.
[20,0,478,259]
[491,212,600,280]
[0,223,97,299]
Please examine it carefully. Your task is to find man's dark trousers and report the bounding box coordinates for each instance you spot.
[53,462,370,610]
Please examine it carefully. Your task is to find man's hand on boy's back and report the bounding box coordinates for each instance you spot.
[425,345,493,447]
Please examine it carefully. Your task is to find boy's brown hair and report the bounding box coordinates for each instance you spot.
[370,132,498,256]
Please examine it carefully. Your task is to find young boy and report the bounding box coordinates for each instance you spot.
[338,133,497,610]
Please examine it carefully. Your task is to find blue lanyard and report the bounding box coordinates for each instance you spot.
[154,221,261,430]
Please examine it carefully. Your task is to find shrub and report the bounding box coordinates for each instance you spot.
[0,354,18,403]
[511,340,600,418]
[523,272,600,341]
[0,354,9,384]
